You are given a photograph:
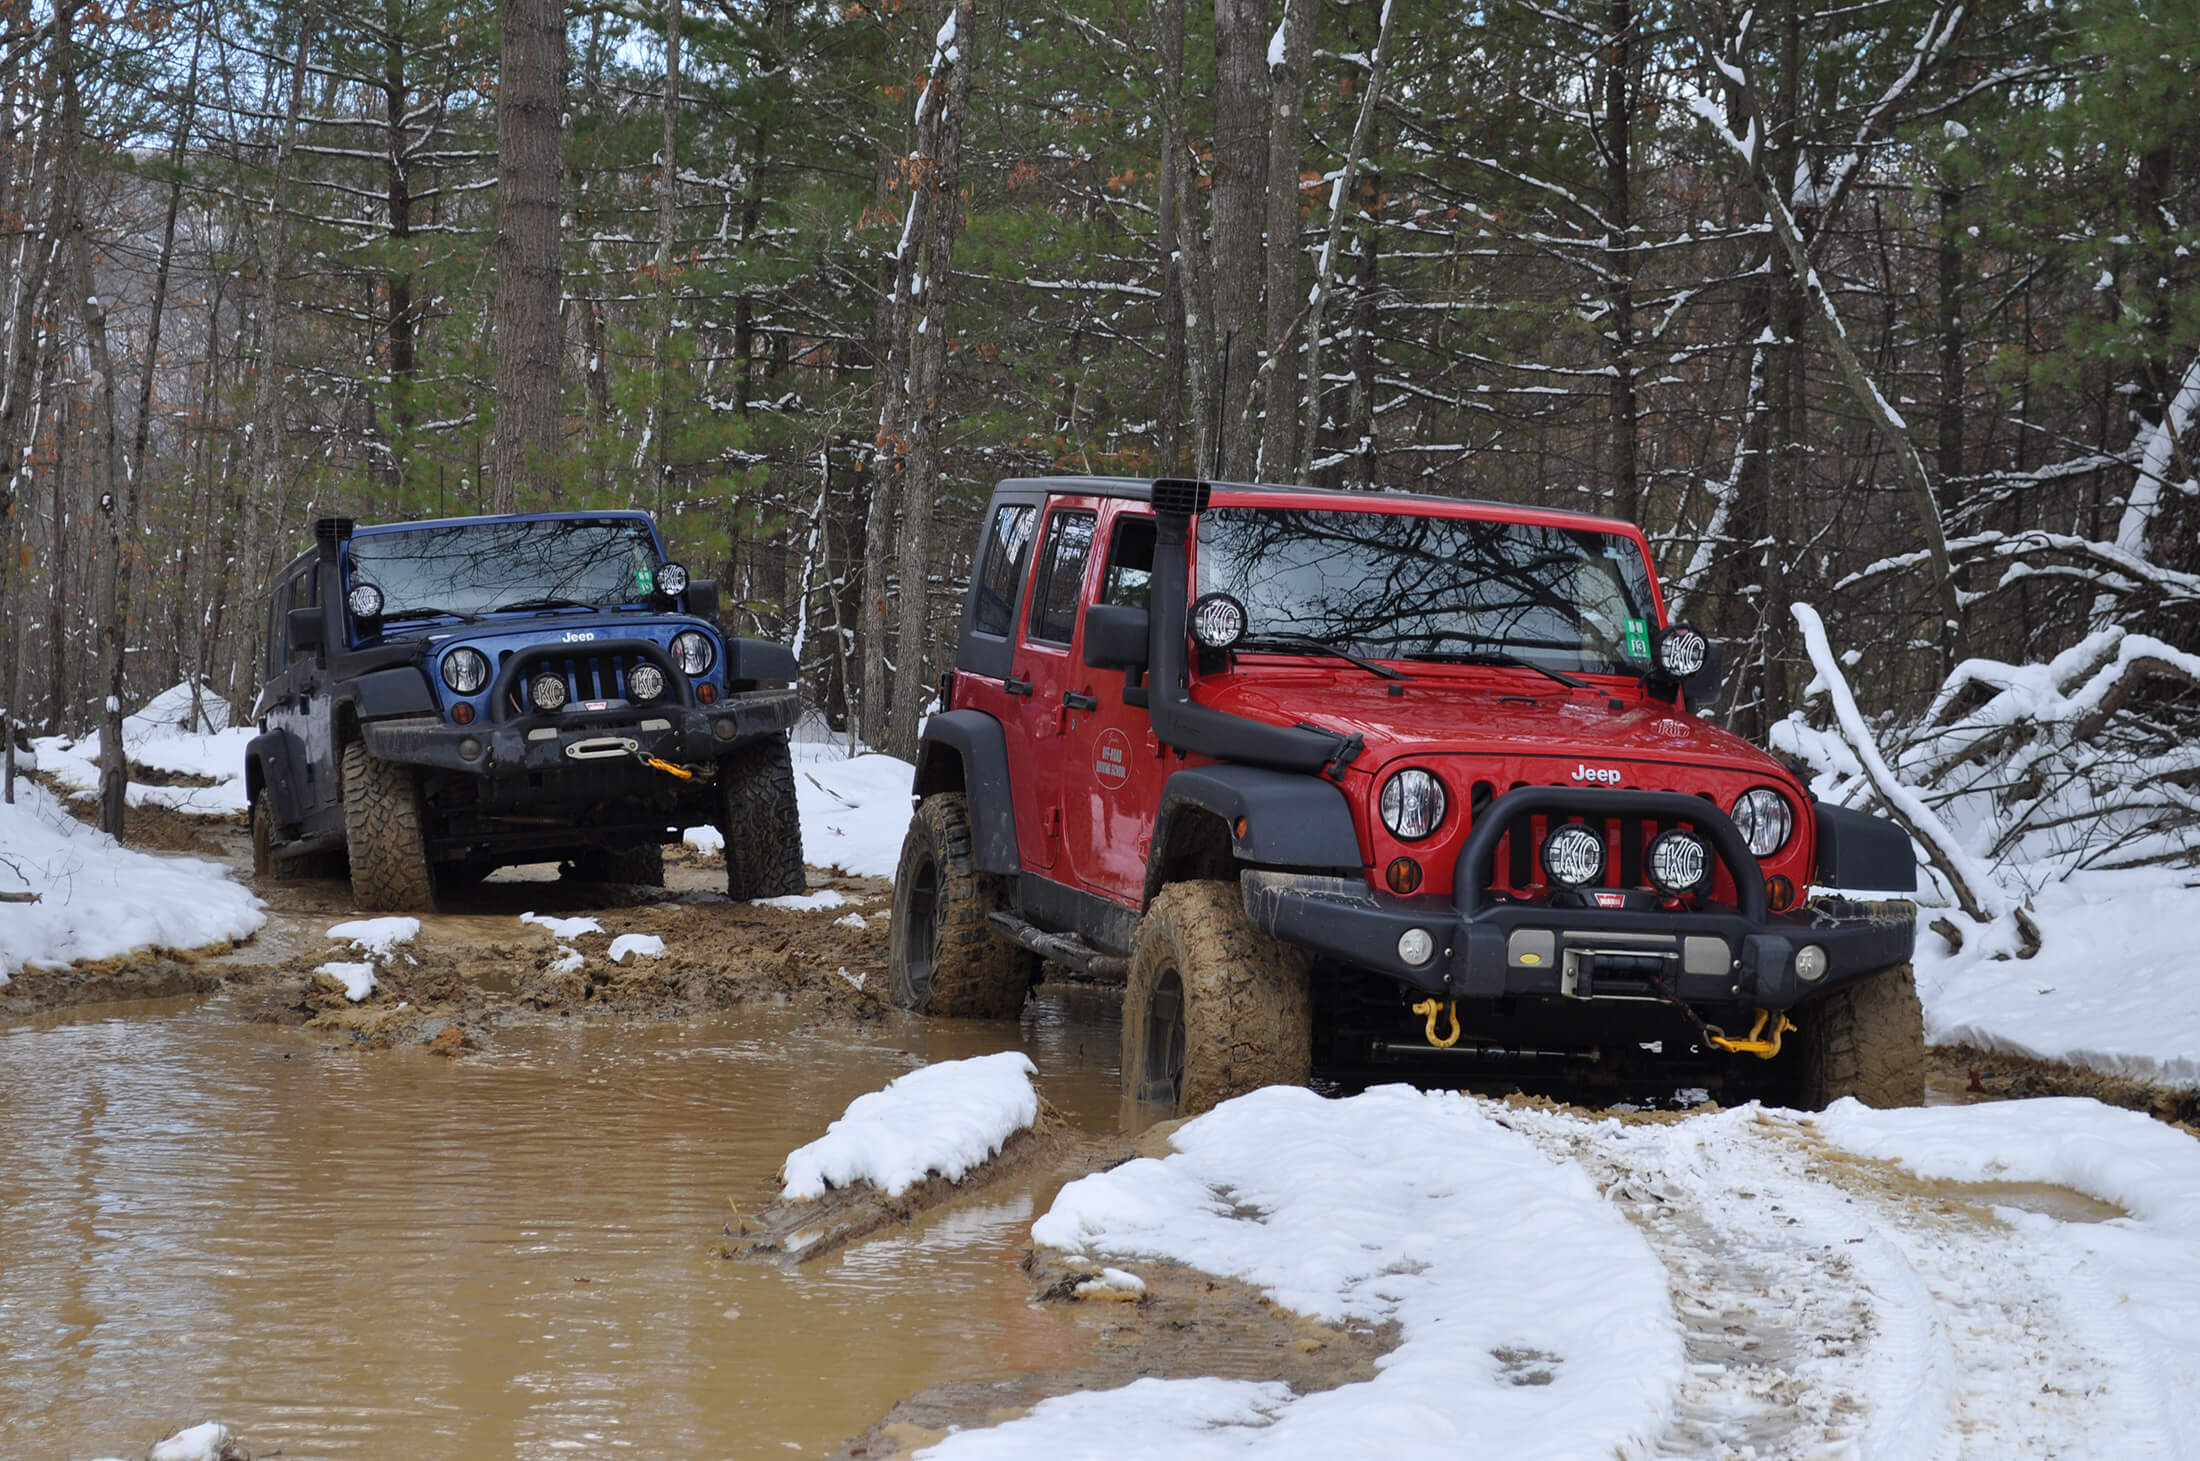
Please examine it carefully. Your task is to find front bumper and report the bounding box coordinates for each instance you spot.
[359,687,798,775]
[1241,870,1914,1009]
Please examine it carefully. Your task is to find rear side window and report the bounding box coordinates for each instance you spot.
[971,504,1038,637]
[1026,510,1097,645]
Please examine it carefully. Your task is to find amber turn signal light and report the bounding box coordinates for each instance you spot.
[697,682,718,704]
[452,701,475,725]
[1386,857,1423,895]
[1765,874,1795,911]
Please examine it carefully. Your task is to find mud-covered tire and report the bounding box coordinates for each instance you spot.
[250,795,278,879]
[342,740,437,912]
[888,793,1036,1018]
[721,738,805,901]
[571,843,665,887]
[1121,880,1312,1118]
[1786,963,1925,1110]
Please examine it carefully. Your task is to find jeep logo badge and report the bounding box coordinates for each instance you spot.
[1570,763,1622,784]
[562,630,597,643]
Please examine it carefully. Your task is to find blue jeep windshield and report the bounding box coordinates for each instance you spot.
[1195,507,1658,676]
[347,518,661,621]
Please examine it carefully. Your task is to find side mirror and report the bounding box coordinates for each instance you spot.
[1082,604,1150,671]
[286,606,326,657]
[685,578,721,623]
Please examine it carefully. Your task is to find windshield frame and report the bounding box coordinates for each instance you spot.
[342,514,670,636]
[1191,501,1667,679]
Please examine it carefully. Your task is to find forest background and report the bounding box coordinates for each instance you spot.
[1,0,2194,890]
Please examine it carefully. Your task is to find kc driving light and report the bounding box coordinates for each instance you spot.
[1542,823,1605,887]
[670,630,715,676]
[1730,787,1793,857]
[627,663,667,702]
[659,561,690,596]
[1645,829,1710,894]
[347,583,384,619]
[441,647,488,695]
[1189,592,1247,649]
[530,672,569,712]
[1656,625,1710,679]
[1379,769,1447,841]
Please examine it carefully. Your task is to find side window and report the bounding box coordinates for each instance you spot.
[1100,515,1156,608]
[1025,509,1097,645]
[286,573,313,660]
[971,503,1038,637]
[265,579,288,678]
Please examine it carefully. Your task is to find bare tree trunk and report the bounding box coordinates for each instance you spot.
[1209,0,1269,478]
[885,0,975,762]
[383,9,418,495]
[1600,0,1641,523]
[1153,0,1187,475]
[493,0,566,510]
[1256,0,1317,478]
[648,0,680,521]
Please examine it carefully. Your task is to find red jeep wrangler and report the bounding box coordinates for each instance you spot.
[889,477,1921,1116]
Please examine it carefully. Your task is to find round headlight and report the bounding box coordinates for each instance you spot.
[658,561,689,595]
[670,630,715,677]
[1542,822,1605,887]
[1657,625,1709,679]
[348,582,384,619]
[1729,788,1793,857]
[531,672,569,712]
[1645,829,1710,894]
[627,663,667,702]
[1379,769,1448,841]
[441,647,489,695]
[1189,592,1247,649]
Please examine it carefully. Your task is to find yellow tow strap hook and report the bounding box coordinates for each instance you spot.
[640,754,696,781]
[1707,1009,1795,1060]
[1411,997,1462,1050]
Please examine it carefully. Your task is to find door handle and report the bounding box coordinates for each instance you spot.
[1005,676,1034,697]
[1062,691,1099,711]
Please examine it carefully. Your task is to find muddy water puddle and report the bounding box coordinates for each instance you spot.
[0,989,1121,1459]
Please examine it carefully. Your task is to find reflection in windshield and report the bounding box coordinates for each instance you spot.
[347,519,660,621]
[1195,507,1656,675]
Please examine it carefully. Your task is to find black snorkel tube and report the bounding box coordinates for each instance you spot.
[1147,478,1360,777]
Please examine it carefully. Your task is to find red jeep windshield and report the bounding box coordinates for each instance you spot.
[1195,507,1658,677]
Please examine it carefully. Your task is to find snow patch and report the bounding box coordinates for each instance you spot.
[834,912,868,930]
[316,961,378,1002]
[548,946,586,975]
[326,917,420,959]
[521,912,605,940]
[682,825,725,856]
[790,743,917,880]
[148,1420,238,1461]
[608,933,665,963]
[783,1051,1038,1200]
[753,888,847,912]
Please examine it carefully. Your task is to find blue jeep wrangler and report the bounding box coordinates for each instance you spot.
[246,511,805,911]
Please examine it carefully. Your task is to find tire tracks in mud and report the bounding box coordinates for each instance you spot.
[1504,1104,2169,1459]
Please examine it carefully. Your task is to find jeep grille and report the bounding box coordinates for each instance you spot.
[503,650,665,718]
[1471,782,1732,896]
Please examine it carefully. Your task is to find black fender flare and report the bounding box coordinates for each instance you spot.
[913,709,1019,876]
[1156,765,1364,874]
[1812,801,1918,894]
[727,638,800,684]
[246,728,305,827]
[343,665,438,723]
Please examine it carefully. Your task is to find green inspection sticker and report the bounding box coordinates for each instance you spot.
[635,566,656,594]
[1624,617,1651,660]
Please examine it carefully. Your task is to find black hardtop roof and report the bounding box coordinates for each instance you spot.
[989,475,1633,532]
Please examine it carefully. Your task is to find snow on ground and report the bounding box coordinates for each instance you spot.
[315,961,378,1001]
[1917,868,2200,1088]
[782,1051,1038,1200]
[753,887,847,912]
[145,1420,240,1461]
[937,1088,2200,1460]
[32,681,253,817]
[607,933,665,963]
[0,780,264,981]
[325,917,419,959]
[684,744,913,880]
[520,912,605,940]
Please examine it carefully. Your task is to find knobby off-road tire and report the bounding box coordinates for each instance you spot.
[888,793,1035,1018]
[342,740,437,912]
[572,843,665,887]
[1788,962,1925,1110]
[1122,880,1313,1119]
[250,795,278,879]
[722,737,805,901]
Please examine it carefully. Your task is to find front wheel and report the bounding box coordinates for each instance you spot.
[888,793,1035,1018]
[342,740,437,912]
[1779,963,1925,1110]
[1121,880,1311,1119]
[720,738,805,901]
[249,795,279,879]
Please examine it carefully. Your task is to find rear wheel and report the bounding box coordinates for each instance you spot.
[571,843,665,887]
[343,740,437,912]
[1780,963,1925,1110]
[721,738,805,900]
[249,795,279,879]
[1121,880,1311,1118]
[888,793,1035,1018]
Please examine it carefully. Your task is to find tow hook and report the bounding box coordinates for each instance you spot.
[1411,997,1462,1049]
[1707,1009,1796,1059]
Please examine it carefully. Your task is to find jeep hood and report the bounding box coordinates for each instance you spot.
[375,612,706,652]
[1194,667,1795,781]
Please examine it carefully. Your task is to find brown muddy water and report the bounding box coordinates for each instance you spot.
[1,988,1123,1460]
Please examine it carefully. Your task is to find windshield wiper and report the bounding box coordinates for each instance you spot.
[1400,650,1590,691]
[379,605,480,624]
[1238,632,1408,682]
[489,596,603,615]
